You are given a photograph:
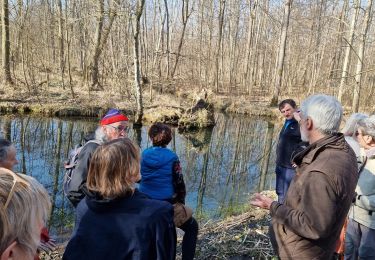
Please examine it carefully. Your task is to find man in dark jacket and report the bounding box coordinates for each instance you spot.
[65,109,129,207]
[251,94,358,259]
[275,99,305,203]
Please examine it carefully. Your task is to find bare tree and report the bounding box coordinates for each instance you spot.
[270,0,292,106]
[171,0,193,78]
[337,0,360,102]
[352,0,373,112]
[2,0,13,85]
[133,0,146,126]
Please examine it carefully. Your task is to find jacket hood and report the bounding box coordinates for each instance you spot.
[142,146,177,169]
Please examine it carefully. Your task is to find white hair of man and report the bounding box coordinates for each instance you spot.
[300,94,343,135]
[94,126,108,142]
[342,113,368,136]
[357,115,375,140]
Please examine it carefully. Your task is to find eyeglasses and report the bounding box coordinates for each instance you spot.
[107,125,129,133]
[2,168,29,209]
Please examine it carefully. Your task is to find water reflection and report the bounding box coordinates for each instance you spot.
[0,113,279,241]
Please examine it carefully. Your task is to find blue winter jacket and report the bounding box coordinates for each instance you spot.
[139,146,178,200]
[63,189,176,260]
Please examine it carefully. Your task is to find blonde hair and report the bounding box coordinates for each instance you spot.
[0,168,51,255]
[87,138,140,199]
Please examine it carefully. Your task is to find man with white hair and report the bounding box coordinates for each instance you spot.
[65,108,129,207]
[251,94,358,259]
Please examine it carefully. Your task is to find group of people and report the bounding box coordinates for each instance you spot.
[0,109,198,260]
[251,95,375,259]
[1,94,374,260]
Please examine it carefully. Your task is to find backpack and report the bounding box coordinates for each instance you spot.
[63,139,101,197]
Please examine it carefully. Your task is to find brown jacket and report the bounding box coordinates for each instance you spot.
[270,134,358,259]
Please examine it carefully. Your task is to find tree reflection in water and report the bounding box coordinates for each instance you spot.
[0,114,278,241]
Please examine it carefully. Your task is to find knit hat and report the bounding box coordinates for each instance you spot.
[100,109,128,125]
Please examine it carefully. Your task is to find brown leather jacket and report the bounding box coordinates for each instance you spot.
[270,134,358,259]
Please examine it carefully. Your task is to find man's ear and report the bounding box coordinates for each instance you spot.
[306,117,313,130]
[1,241,17,260]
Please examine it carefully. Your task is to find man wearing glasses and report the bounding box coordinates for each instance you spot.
[251,95,358,259]
[65,108,129,207]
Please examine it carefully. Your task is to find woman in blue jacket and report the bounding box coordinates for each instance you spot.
[140,123,198,260]
[63,138,176,260]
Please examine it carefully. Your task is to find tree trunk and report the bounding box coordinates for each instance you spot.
[90,0,105,90]
[2,0,13,85]
[171,0,192,78]
[352,0,372,112]
[337,0,360,103]
[270,0,292,106]
[215,0,226,93]
[57,0,65,89]
[133,0,146,126]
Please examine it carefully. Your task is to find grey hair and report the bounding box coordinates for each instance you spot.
[300,94,343,135]
[357,115,375,140]
[0,138,12,163]
[0,169,51,255]
[342,113,368,136]
[94,127,108,142]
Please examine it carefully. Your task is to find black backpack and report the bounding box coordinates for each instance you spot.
[63,140,101,198]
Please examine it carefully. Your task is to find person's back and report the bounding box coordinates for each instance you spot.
[64,109,129,207]
[64,190,175,260]
[63,138,176,260]
[139,123,198,260]
[139,146,177,200]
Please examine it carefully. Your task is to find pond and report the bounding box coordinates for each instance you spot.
[0,113,280,242]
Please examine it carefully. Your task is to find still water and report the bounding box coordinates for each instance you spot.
[0,113,279,242]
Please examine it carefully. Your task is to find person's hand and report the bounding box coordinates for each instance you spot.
[250,193,274,210]
[293,110,301,123]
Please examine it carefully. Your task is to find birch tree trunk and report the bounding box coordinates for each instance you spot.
[337,0,360,102]
[352,0,372,112]
[270,0,292,106]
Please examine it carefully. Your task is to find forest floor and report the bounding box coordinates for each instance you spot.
[40,191,277,260]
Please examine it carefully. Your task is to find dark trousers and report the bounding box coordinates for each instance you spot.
[275,166,295,203]
[344,218,375,260]
[179,217,198,260]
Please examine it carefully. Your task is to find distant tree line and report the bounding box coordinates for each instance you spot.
[1,0,374,111]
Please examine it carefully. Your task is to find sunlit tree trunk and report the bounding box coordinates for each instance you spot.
[337,0,360,102]
[352,0,372,112]
[271,0,292,106]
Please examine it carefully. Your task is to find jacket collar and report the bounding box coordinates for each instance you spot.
[293,133,346,166]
